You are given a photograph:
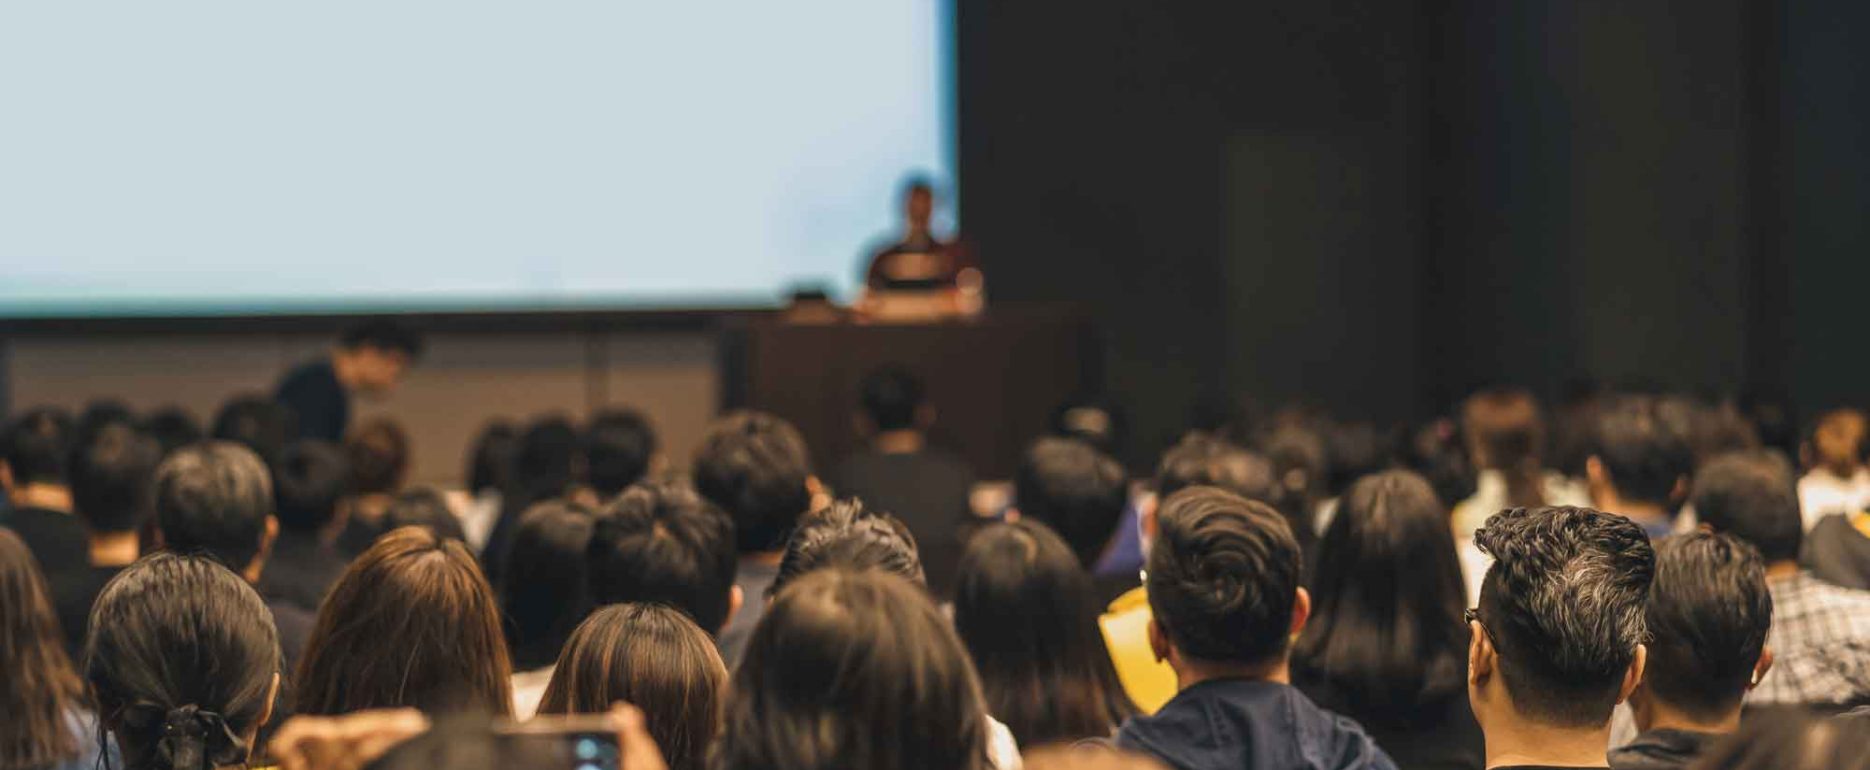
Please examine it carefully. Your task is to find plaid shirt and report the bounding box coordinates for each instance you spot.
[1747,571,1870,707]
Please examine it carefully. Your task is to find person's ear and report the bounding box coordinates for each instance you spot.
[722,585,744,636]
[1147,617,1170,664]
[252,672,281,752]
[805,476,829,513]
[1586,456,1611,490]
[1468,619,1493,687]
[1750,645,1775,689]
[1288,586,1311,639]
[1617,643,1648,705]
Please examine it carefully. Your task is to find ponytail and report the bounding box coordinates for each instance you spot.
[116,704,248,770]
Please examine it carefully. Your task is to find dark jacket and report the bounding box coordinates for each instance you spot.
[1607,729,1718,770]
[1116,679,1397,770]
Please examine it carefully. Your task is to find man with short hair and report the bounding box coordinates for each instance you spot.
[1115,486,1395,770]
[264,440,352,612]
[275,319,424,442]
[586,480,739,635]
[582,409,658,503]
[1692,451,1870,708]
[56,419,162,657]
[155,441,316,664]
[1587,398,1694,538]
[1612,532,1773,770]
[693,411,819,663]
[1469,506,1655,770]
[0,408,84,570]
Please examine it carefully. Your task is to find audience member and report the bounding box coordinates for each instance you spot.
[497,500,595,718]
[0,528,111,770]
[1318,420,1394,533]
[1451,389,1588,538]
[1685,709,1870,770]
[1612,533,1773,770]
[56,421,162,658]
[337,418,411,556]
[1259,422,1329,549]
[264,440,351,613]
[211,395,297,469]
[480,415,581,582]
[1114,487,1392,770]
[0,408,83,573]
[1293,471,1483,770]
[139,406,204,459]
[294,526,513,716]
[538,603,726,770]
[379,487,466,542]
[275,319,424,443]
[954,519,1134,748]
[1691,451,1870,709]
[770,499,924,597]
[583,409,658,502]
[1587,397,1693,538]
[86,552,281,770]
[586,481,738,635]
[692,411,818,664]
[831,365,976,596]
[1013,437,1127,583]
[1803,502,1870,590]
[716,568,1015,770]
[1795,407,1870,527]
[1468,506,1654,770]
[154,442,316,666]
[458,420,519,553]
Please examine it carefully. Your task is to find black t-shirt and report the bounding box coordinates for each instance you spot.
[1804,513,1870,591]
[276,359,349,442]
[267,596,317,669]
[1,505,89,575]
[830,447,975,596]
[52,563,127,660]
[262,529,348,613]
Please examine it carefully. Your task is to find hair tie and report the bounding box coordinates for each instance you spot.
[140,704,247,770]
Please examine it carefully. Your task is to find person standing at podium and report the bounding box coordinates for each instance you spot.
[274,320,424,442]
[859,179,981,320]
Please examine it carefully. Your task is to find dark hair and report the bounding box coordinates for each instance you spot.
[139,408,203,459]
[86,552,280,770]
[381,487,466,542]
[691,411,813,554]
[1147,487,1301,666]
[2,407,73,486]
[586,482,737,633]
[345,418,409,496]
[209,396,295,468]
[338,319,424,360]
[512,416,581,509]
[953,520,1134,747]
[716,569,992,770]
[1015,437,1128,568]
[537,604,726,770]
[0,529,86,770]
[1259,425,1327,549]
[859,365,926,433]
[294,527,513,716]
[1691,451,1804,563]
[155,442,273,572]
[1153,432,1280,504]
[271,441,348,534]
[1641,532,1772,722]
[1404,418,1478,509]
[499,500,596,671]
[1292,471,1469,725]
[901,176,936,200]
[1474,506,1654,728]
[1688,710,1870,770]
[1324,422,1393,498]
[76,400,136,445]
[771,499,923,597]
[1463,389,1549,508]
[465,421,519,495]
[70,421,162,534]
[1592,396,1694,506]
[583,410,657,498]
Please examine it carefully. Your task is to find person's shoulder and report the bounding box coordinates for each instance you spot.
[277,357,338,392]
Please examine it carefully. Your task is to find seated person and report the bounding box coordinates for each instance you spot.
[1115,486,1394,770]
[337,418,412,556]
[538,603,726,770]
[0,409,85,582]
[1585,397,1693,538]
[1013,437,1130,602]
[586,481,739,636]
[768,499,924,597]
[830,365,975,595]
[582,409,658,505]
[1613,532,1773,770]
[1468,506,1655,770]
[57,420,162,659]
[263,440,352,612]
[1796,407,1870,527]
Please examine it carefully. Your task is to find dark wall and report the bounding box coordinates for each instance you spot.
[959,0,1870,461]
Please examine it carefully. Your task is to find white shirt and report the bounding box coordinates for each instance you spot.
[510,665,556,720]
[1798,468,1870,531]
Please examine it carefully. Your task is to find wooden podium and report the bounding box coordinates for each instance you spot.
[721,305,1098,480]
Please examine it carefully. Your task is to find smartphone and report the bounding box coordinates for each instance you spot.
[494,715,621,770]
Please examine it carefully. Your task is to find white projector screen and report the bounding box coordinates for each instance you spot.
[0,0,953,317]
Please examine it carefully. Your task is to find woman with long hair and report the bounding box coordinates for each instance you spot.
[538,603,726,770]
[86,552,280,770]
[953,520,1134,748]
[1292,470,1481,770]
[0,530,108,770]
[295,526,513,716]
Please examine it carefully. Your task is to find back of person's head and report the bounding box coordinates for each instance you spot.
[345,418,410,497]
[1259,423,1328,545]
[69,421,163,535]
[1050,395,1128,458]
[691,411,813,555]
[586,481,737,633]
[465,420,519,496]
[771,499,923,597]
[380,487,466,542]
[1640,532,1772,722]
[1153,432,1280,505]
[86,552,280,770]
[1688,710,1870,770]
[76,400,136,441]
[583,409,657,499]
[0,529,86,770]
[1324,421,1393,499]
[1691,451,1803,563]
[338,319,424,360]
[954,519,1132,747]
[499,500,596,671]
[718,568,991,770]
[859,365,927,433]
[272,440,349,534]
[1405,417,1478,509]
[1294,470,1468,718]
[538,603,726,770]
[210,395,295,468]
[1147,487,1301,667]
[140,407,203,459]
[1474,505,1654,727]
[1,407,73,488]
[1015,437,1127,568]
[1462,388,1548,507]
[512,416,580,508]
[295,526,512,716]
[1591,396,1694,507]
[1803,406,1867,476]
[155,442,274,573]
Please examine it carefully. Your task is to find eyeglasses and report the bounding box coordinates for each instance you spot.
[1464,607,1496,645]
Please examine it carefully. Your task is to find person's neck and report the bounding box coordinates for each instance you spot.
[328,349,363,391]
[905,225,932,243]
[1482,713,1613,769]
[1636,700,1739,736]
[88,530,140,567]
[10,483,73,513]
[742,550,784,568]
[873,430,926,455]
[1175,655,1290,690]
[1765,560,1802,581]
